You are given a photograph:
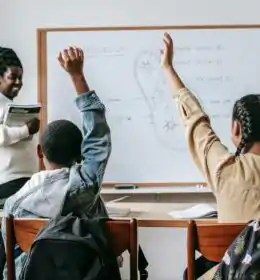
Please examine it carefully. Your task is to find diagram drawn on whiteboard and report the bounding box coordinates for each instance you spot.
[133,50,186,151]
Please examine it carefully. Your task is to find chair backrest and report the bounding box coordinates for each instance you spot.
[6,216,139,280]
[187,220,246,280]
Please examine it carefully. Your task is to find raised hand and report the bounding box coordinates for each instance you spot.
[58,47,84,75]
[161,32,174,69]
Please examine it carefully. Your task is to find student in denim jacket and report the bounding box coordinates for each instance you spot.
[1,46,112,279]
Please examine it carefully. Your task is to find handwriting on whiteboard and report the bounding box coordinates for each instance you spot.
[85,46,125,57]
[130,48,231,151]
[79,43,233,151]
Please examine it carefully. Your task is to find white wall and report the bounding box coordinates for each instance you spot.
[2,0,260,104]
[2,1,260,279]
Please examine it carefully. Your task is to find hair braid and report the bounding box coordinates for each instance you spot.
[233,97,256,156]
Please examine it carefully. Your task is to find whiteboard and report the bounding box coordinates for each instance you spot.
[44,27,260,184]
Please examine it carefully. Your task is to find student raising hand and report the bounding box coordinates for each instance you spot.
[161,30,260,224]
[58,47,84,75]
[161,31,230,193]
[161,32,248,280]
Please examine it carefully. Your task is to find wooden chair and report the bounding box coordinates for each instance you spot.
[186,220,246,280]
[6,216,143,280]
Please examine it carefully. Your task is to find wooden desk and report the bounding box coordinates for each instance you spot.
[0,203,218,227]
[108,202,218,227]
[102,186,212,195]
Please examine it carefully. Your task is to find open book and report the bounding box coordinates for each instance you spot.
[3,104,41,127]
[168,204,217,219]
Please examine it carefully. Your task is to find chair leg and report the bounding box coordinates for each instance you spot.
[140,269,148,280]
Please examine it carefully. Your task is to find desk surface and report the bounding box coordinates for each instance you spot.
[101,186,212,195]
[107,202,217,227]
[0,202,218,228]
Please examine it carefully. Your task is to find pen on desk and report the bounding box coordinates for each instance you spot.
[114,184,139,190]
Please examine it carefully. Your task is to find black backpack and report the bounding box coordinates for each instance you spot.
[213,220,260,280]
[19,215,122,280]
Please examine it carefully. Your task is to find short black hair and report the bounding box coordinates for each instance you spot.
[0,47,23,76]
[41,120,83,167]
[232,94,260,156]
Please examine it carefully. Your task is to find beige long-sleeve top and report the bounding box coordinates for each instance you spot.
[175,88,260,222]
[176,88,260,279]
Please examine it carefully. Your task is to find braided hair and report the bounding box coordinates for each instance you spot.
[0,47,23,76]
[232,94,260,156]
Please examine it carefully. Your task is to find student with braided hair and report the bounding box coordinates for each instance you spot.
[0,47,39,201]
[161,34,260,279]
[161,33,260,222]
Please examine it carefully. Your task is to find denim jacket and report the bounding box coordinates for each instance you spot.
[1,90,111,279]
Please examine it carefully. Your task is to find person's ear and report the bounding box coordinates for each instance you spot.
[231,120,242,147]
[37,144,44,159]
[233,120,241,138]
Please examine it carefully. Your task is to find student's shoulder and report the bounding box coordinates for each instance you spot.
[232,153,260,170]
[219,153,260,187]
[29,170,53,185]
[239,153,260,175]
[30,168,71,185]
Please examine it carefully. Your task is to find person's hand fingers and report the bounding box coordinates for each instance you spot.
[78,48,84,61]
[57,52,64,63]
[68,46,76,60]
[72,46,81,60]
[62,49,70,62]
[163,32,173,47]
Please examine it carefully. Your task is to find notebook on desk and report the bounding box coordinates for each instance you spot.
[168,204,217,219]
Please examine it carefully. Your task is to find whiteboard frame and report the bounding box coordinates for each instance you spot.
[37,24,260,187]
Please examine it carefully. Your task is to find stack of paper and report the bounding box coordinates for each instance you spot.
[168,204,217,219]
[106,207,131,216]
[105,196,131,217]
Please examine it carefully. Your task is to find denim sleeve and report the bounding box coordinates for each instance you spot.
[75,91,111,189]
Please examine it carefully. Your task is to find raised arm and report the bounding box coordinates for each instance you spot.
[161,33,233,190]
[58,47,111,187]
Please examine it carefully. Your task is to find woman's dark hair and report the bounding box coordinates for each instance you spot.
[0,47,23,76]
[232,94,260,156]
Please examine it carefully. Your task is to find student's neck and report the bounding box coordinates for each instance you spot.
[248,143,260,155]
[46,163,69,170]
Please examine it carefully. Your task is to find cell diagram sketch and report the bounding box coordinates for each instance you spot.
[133,50,186,151]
